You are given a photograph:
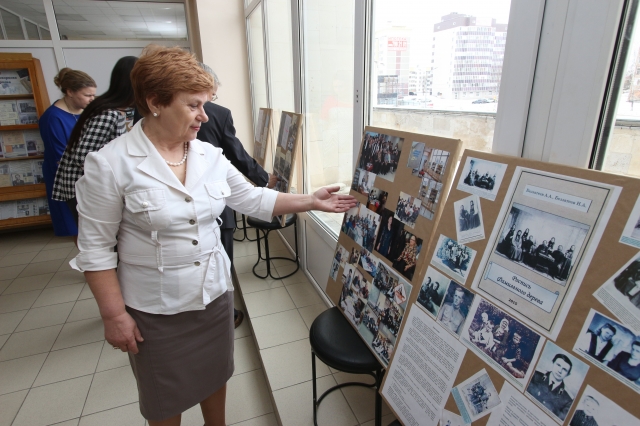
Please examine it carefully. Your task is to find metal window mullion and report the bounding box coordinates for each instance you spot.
[261,0,272,109]
[0,10,7,40]
[19,16,28,40]
[42,0,65,70]
[245,4,261,141]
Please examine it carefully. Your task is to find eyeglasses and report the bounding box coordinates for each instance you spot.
[211,94,218,102]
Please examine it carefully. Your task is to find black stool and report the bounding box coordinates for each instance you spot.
[246,213,299,280]
[233,211,257,242]
[309,307,385,426]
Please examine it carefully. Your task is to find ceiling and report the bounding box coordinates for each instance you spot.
[0,0,187,40]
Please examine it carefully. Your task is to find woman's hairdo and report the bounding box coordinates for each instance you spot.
[53,68,96,95]
[130,45,214,116]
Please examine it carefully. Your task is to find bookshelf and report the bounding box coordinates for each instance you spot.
[0,53,51,231]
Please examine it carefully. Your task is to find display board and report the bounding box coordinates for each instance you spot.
[273,111,303,226]
[253,107,273,169]
[325,126,462,367]
[379,150,640,426]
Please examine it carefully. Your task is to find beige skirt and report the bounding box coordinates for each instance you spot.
[126,291,234,421]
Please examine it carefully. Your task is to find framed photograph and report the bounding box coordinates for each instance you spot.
[460,297,545,391]
[357,131,404,182]
[594,253,640,333]
[431,234,477,284]
[416,266,449,318]
[394,191,420,229]
[418,176,444,220]
[454,194,485,243]
[406,141,425,170]
[568,385,639,426]
[451,368,502,423]
[526,341,589,423]
[620,193,640,249]
[341,203,381,252]
[436,280,475,336]
[472,167,621,339]
[351,168,376,196]
[366,187,388,213]
[457,156,508,201]
[573,309,640,394]
[374,208,423,282]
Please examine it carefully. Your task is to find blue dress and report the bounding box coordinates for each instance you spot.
[39,103,79,236]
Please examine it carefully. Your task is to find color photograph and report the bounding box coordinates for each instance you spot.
[351,168,376,196]
[374,208,423,281]
[411,148,450,183]
[418,176,444,220]
[358,131,404,182]
[394,191,421,229]
[367,187,388,213]
[341,203,382,252]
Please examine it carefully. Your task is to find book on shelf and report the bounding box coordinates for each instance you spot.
[0,69,33,95]
[24,130,44,155]
[9,160,34,186]
[1,130,27,158]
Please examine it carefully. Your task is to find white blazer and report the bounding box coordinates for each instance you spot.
[72,120,277,315]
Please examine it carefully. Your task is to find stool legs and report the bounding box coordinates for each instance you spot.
[233,212,257,242]
[251,220,300,280]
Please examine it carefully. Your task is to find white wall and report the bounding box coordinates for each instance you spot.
[196,0,254,151]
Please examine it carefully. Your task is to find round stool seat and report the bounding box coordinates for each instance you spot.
[310,307,382,374]
[247,213,297,230]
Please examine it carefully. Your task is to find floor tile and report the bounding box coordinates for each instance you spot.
[0,290,41,314]
[48,419,79,426]
[360,413,397,426]
[0,354,48,395]
[0,264,27,280]
[0,251,38,268]
[33,341,102,387]
[251,310,308,349]
[233,256,269,274]
[17,259,65,278]
[286,282,323,308]
[67,298,100,322]
[277,267,310,286]
[32,283,83,308]
[7,242,47,255]
[0,390,28,426]
[0,324,63,361]
[0,279,11,294]
[82,365,138,415]
[31,246,74,263]
[229,413,278,426]
[260,338,330,391]
[243,287,296,318]
[298,304,328,329]
[226,369,274,425]
[180,403,206,426]
[42,237,75,250]
[333,372,391,424]
[95,341,130,373]
[78,402,145,426]
[0,334,8,350]
[236,272,284,294]
[272,375,358,426]
[3,273,55,295]
[53,317,104,351]
[233,336,261,376]
[234,316,250,342]
[77,283,94,300]
[12,375,93,426]
[14,301,75,332]
[47,269,85,288]
[0,310,28,335]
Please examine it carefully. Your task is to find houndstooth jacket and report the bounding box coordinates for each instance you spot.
[52,109,126,201]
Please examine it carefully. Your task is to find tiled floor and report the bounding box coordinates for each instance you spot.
[0,226,396,426]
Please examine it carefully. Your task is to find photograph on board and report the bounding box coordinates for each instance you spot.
[568,385,639,426]
[573,309,640,393]
[367,187,388,213]
[348,246,361,265]
[620,193,640,249]
[341,203,382,252]
[461,297,545,390]
[329,259,340,281]
[416,266,449,318]
[358,248,379,278]
[412,147,451,184]
[472,167,620,339]
[526,341,589,423]
[454,194,485,243]
[431,234,477,284]
[394,191,421,229]
[594,253,640,334]
[439,409,470,426]
[351,168,376,196]
[406,141,425,170]
[457,156,508,201]
[374,208,423,281]
[418,176,444,220]
[358,131,403,182]
[452,368,502,423]
[339,265,368,325]
[333,244,349,269]
[436,280,475,336]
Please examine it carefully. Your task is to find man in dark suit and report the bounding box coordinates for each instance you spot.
[197,64,277,328]
[526,353,574,421]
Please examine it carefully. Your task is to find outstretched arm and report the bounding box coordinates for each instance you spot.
[272,185,357,216]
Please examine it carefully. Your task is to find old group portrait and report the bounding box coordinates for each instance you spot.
[456,156,507,201]
[431,234,477,284]
[454,194,485,243]
[416,266,449,318]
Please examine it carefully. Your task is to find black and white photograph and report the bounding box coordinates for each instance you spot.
[436,280,474,336]
[374,208,423,281]
[351,168,376,196]
[17,99,36,113]
[495,203,589,285]
[412,148,450,183]
[452,368,502,423]
[461,297,545,390]
[457,156,507,201]
[454,194,485,243]
[568,385,639,426]
[329,258,340,281]
[406,141,425,170]
[418,176,444,220]
[526,341,589,423]
[366,187,388,213]
[416,266,449,318]
[394,191,420,229]
[19,113,38,125]
[594,253,640,333]
[620,194,640,249]
[431,234,477,284]
[273,151,285,175]
[333,244,349,269]
[31,160,44,184]
[341,203,381,252]
[358,248,379,278]
[358,131,404,182]
[573,309,640,394]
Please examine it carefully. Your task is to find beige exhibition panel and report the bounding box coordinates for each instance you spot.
[381,150,640,425]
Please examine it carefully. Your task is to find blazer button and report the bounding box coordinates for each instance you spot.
[189,219,196,225]
[192,240,198,245]
[141,201,149,208]
[194,261,201,266]
[185,196,193,202]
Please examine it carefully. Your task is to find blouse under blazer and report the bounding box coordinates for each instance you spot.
[71,120,278,315]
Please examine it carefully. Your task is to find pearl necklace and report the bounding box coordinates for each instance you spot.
[165,142,188,167]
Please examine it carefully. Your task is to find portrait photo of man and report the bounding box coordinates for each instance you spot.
[526,353,575,421]
[569,395,599,426]
[437,282,473,336]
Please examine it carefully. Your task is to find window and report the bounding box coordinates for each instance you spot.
[265,0,294,112]
[24,20,39,40]
[0,8,24,40]
[302,0,356,235]
[247,4,268,138]
[369,0,512,153]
